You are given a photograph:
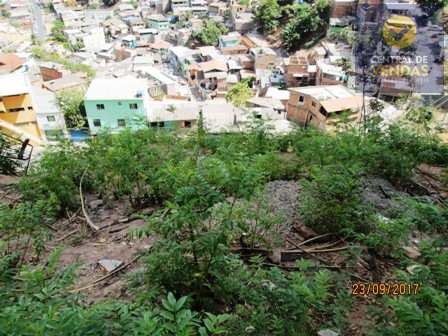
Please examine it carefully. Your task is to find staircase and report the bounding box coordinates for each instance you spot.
[0,133,34,176]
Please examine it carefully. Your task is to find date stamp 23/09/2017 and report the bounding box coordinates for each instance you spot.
[351,282,421,296]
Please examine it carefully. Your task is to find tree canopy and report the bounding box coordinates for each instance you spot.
[192,20,228,46]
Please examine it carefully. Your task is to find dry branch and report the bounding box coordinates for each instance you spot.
[79,170,100,232]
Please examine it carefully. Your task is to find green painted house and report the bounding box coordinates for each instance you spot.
[84,77,149,135]
[148,14,170,31]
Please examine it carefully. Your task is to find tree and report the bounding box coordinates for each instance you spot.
[225,79,253,107]
[51,19,67,43]
[254,0,281,33]
[415,0,445,15]
[192,20,228,46]
[281,0,331,51]
[56,89,87,129]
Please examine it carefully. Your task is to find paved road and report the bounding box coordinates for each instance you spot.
[30,0,46,41]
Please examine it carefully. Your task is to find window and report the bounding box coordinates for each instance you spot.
[311,101,316,107]
[298,96,304,104]
[117,119,126,127]
[96,104,105,110]
[320,106,328,117]
[28,106,33,110]
[47,115,56,122]
[129,103,138,110]
[183,120,192,128]
[158,121,165,128]
[150,122,158,127]
[117,102,122,106]
[93,119,101,127]
[45,129,63,140]
[8,107,25,112]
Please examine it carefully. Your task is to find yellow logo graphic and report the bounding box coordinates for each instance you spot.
[383,15,417,49]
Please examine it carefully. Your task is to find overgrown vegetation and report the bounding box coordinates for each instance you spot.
[1,115,448,334]
[56,88,87,129]
[191,19,228,47]
[254,0,331,51]
[31,46,95,78]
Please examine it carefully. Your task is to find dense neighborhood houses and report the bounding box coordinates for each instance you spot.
[0,0,445,143]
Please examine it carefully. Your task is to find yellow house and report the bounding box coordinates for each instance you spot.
[0,73,42,141]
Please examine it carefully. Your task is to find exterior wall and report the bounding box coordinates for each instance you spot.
[331,0,356,18]
[85,99,146,134]
[148,20,170,30]
[0,93,41,138]
[287,91,325,129]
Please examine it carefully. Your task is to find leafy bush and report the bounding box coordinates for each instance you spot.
[299,165,374,235]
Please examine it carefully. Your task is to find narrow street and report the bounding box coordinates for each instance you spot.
[30,0,46,41]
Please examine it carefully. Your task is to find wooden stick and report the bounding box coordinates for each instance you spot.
[79,170,99,232]
[305,246,351,253]
[294,233,333,248]
[70,254,141,293]
[54,229,78,242]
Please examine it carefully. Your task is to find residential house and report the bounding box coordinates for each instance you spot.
[135,66,178,98]
[148,14,170,30]
[331,0,356,18]
[84,77,150,134]
[219,32,249,55]
[287,85,363,130]
[316,60,346,85]
[286,50,317,86]
[250,47,281,88]
[0,53,25,74]
[219,32,241,48]
[149,39,172,63]
[208,2,228,16]
[31,85,69,141]
[0,73,42,141]
[231,11,255,33]
[42,74,86,93]
[168,46,197,77]
[193,59,228,99]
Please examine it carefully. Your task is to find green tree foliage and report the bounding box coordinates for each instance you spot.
[192,20,228,46]
[51,19,67,43]
[299,164,373,235]
[415,0,445,15]
[328,26,355,46]
[56,89,87,129]
[254,0,281,33]
[225,79,253,107]
[282,0,331,51]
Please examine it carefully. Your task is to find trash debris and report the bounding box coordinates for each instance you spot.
[98,259,123,273]
[402,246,421,260]
[318,329,339,336]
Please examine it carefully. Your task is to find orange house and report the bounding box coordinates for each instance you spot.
[0,73,42,141]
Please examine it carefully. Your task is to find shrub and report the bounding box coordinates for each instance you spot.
[299,165,374,235]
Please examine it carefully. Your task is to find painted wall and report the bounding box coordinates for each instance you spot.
[85,99,147,134]
[0,93,41,138]
[148,19,169,30]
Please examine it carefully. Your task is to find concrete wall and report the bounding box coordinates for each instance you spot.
[85,99,146,134]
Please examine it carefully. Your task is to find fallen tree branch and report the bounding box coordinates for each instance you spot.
[54,229,78,242]
[293,233,333,248]
[305,246,351,253]
[79,170,99,232]
[70,254,141,293]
